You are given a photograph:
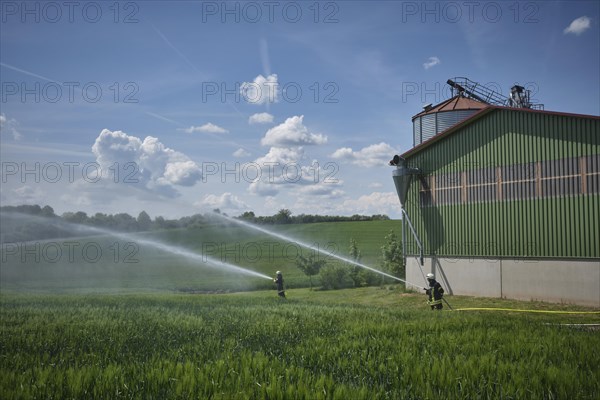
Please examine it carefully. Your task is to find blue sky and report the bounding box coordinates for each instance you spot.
[1,1,598,219]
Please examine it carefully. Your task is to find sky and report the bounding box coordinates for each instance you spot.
[1,0,599,220]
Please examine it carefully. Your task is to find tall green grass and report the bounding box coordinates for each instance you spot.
[1,290,598,399]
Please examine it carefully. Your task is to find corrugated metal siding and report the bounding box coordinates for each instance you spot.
[403,109,600,259]
[413,110,480,146]
[413,118,421,147]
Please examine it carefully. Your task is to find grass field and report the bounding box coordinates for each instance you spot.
[3,220,599,398]
[1,288,599,399]
[1,220,400,292]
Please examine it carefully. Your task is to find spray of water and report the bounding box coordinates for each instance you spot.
[0,212,272,281]
[211,213,424,287]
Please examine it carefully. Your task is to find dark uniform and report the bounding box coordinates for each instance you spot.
[274,271,285,298]
[425,275,444,310]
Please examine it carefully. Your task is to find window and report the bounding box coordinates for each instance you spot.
[420,155,598,207]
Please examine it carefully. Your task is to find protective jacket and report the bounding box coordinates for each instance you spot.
[274,274,285,298]
[426,279,444,310]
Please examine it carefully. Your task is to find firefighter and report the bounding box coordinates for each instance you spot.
[424,273,444,310]
[274,271,285,298]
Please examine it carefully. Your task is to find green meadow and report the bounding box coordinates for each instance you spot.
[2,220,599,398]
[1,289,598,399]
[0,220,399,292]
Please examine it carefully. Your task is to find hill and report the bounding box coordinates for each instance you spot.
[0,220,401,292]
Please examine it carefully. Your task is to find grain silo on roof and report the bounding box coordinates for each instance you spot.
[390,77,600,307]
[412,95,488,146]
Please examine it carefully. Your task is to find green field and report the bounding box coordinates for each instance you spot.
[2,220,599,398]
[1,288,599,399]
[1,220,400,292]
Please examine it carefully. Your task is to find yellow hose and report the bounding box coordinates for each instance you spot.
[455,307,600,314]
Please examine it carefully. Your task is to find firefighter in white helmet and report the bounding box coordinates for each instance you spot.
[424,273,444,310]
[274,271,285,298]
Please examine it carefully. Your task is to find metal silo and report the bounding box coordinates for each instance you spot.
[412,95,487,146]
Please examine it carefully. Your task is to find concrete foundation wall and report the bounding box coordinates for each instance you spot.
[406,257,600,307]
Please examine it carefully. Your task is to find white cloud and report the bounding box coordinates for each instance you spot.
[180,123,228,134]
[92,129,202,196]
[331,142,399,168]
[249,147,343,197]
[339,192,400,216]
[249,112,274,125]
[254,145,306,166]
[240,74,279,105]
[564,16,591,35]
[196,192,249,211]
[247,116,332,197]
[0,113,22,141]
[298,183,345,198]
[7,185,45,204]
[161,161,202,186]
[423,56,440,70]
[261,115,327,147]
[233,148,251,158]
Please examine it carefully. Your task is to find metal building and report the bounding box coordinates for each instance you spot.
[393,94,600,306]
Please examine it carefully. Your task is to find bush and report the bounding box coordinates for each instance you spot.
[320,265,354,290]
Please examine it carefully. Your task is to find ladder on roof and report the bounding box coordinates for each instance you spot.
[446,77,544,110]
[447,77,507,106]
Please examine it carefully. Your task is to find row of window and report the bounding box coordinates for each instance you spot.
[420,155,599,206]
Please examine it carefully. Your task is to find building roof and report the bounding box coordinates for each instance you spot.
[402,105,600,159]
[412,95,488,120]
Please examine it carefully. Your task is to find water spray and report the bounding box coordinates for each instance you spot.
[210,212,425,287]
[1,212,272,281]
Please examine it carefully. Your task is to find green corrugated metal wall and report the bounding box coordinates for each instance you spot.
[403,109,600,259]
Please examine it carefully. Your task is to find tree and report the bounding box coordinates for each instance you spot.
[41,205,55,218]
[348,238,364,287]
[137,211,152,231]
[349,238,362,263]
[295,253,326,290]
[63,211,88,224]
[239,211,255,221]
[381,229,404,278]
[113,213,137,231]
[274,209,292,224]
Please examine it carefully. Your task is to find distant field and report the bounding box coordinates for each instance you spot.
[0,220,400,292]
[1,288,598,399]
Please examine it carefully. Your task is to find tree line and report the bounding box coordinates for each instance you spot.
[236,209,389,224]
[1,205,390,243]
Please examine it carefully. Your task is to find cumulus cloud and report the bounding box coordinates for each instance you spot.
[331,142,399,168]
[564,16,591,35]
[241,74,279,105]
[423,56,440,70]
[249,112,274,125]
[196,192,249,211]
[247,116,335,196]
[248,146,343,197]
[233,148,251,158]
[0,113,22,141]
[339,192,399,215]
[180,123,228,134]
[92,129,202,196]
[261,116,327,147]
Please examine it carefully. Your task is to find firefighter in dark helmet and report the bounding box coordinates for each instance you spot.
[274,271,285,298]
[424,273,444,310]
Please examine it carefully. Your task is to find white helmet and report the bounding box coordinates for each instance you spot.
[276,271,281,275]
[426,273,435,280]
